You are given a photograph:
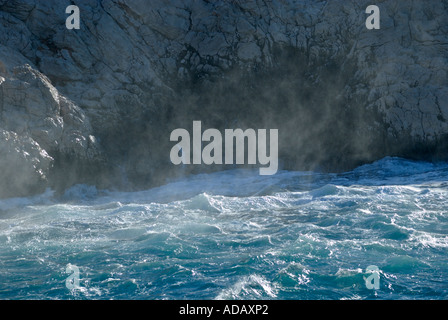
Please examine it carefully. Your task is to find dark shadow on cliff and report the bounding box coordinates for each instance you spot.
[86,44,394,192]
[46,40,448,195]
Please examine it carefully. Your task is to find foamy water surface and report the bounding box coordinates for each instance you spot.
[0,157,447,299]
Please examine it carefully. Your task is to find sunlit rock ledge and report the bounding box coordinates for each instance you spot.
[0,0,447,197]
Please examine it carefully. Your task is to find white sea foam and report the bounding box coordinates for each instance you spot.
[1,157,448,299]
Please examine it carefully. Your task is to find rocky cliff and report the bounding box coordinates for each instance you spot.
[0,0,447,198]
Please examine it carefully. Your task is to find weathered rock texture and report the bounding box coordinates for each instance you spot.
[0,0,447,197]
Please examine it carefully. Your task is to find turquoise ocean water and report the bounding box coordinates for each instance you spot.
[0,157,447,299]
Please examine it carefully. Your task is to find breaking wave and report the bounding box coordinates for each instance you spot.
[1,157,447,299]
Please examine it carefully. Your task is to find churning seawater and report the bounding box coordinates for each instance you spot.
[0,157,447,300]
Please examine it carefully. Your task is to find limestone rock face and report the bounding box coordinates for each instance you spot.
[0,129,52,198]
[0,0,447,196]
[0,46,103,197]
[1,62,100,159]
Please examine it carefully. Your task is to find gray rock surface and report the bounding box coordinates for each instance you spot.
[0,0,447,197]
[0,44,103,197]
[0,128,52,198]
